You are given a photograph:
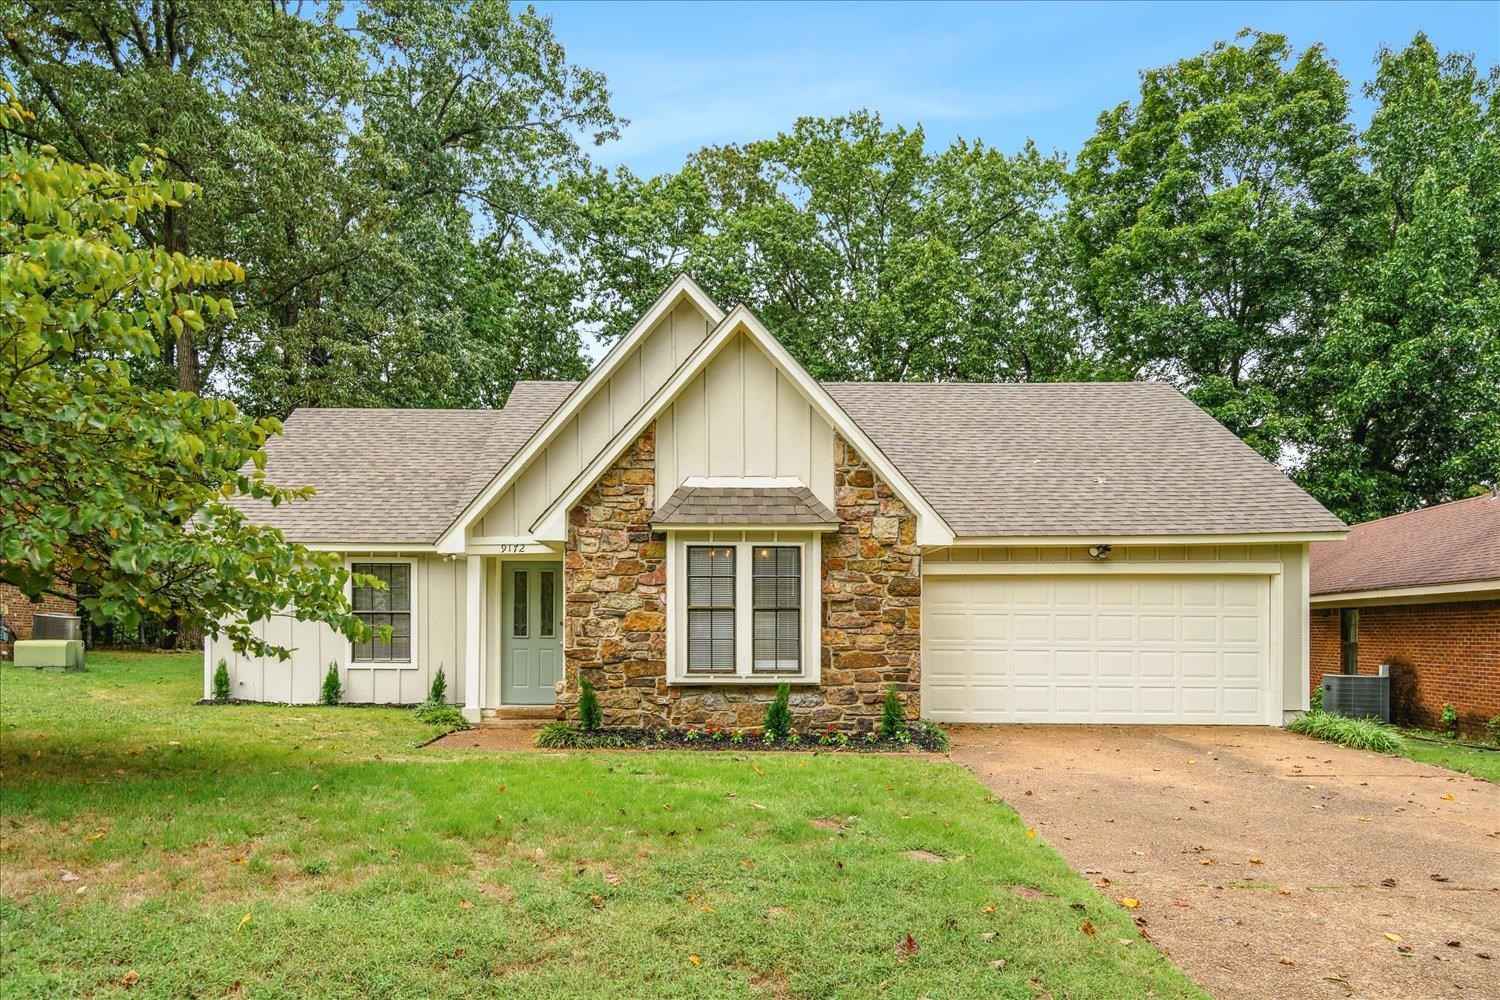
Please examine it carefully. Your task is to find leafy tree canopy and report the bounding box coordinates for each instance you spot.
[1,89,364,657]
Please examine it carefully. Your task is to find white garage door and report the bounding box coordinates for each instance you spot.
[923,574,1272,724]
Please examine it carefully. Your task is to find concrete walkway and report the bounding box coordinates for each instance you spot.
[949,725,1499,1000]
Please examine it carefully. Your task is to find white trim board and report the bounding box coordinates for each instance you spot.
[529,305,956,546]
[939,532,1348,547]
[435,274,725,554]
[1310,579,1500,607]
[922,561,1283,577]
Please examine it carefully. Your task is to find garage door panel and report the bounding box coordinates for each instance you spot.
[923,573,1271,725]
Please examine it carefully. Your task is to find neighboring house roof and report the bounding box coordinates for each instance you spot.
[1310,492,1500,598]
[824,382,1345,538]
[653,484,838,527]
[228,381,573,544]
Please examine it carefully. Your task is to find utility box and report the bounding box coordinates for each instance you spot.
[13,639,86,671]
[1321,668,1391,723]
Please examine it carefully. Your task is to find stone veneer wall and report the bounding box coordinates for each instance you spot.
[561,426,922,732]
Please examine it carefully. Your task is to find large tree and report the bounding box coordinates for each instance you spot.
[1,0,612,412]
[563,111,1088,382]
[1,92,363,656]
[1065,30,1361,458]
[1291,36,1500,521]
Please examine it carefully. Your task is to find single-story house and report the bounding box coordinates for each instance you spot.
[1310,492,1499,736]
[210,275,1346,728]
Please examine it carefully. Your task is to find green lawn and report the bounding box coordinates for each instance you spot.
[1,652,1203,999]
[1395,728,1499,782]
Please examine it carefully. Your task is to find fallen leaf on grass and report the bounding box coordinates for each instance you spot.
[1025,828,1037,839]
[59,870,78,883]
[121,970,139,989]
[990,959,1007,970]
[1383,932,1402,943]
[1080,921,1096,937]
[688,954,701,966]
[983,904,996,914]
[236,912,252,932]
[1440,793,1455,801]
[589,895,604,909]
[980,932,997,942]
[896,933,919,957]
[1118,897,1139,909]
[747,803,766,811]
[459,900,473,911]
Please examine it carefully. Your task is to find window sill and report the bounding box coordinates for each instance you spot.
[349,661,419,670]
[668,673,821,687]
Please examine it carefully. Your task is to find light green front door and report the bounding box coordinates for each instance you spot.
[502,562,563,705]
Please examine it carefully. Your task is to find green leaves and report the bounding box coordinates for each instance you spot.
[1,100,365,658]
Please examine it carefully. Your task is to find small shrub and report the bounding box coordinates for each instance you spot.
[729,731,745,746]
[320,662,342,706]
[920,722,952,753]
[764,683,792,740]
[414,702,469,731]
[1487,715,1500,746]
[1288,711,1405,754]
[578,675,603,732]
[1309,685,1323,713]
[534,721,624,750]
[428,665,447,705]
[212,659,231,703]
[880,685,907,739]
[786,729,800,746]
[683,728,700,742]
[1440,703,1459,738]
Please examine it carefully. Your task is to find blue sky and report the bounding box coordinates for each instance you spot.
[534,0,1499,177]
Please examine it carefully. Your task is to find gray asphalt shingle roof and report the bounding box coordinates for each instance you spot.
[653,485,838,526]
[226,381,574,544]
[823,381,1345,537]
[237,378,1343,544]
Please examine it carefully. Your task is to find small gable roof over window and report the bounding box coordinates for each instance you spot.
[653,484,838,528]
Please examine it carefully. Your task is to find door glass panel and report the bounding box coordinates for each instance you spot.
[512,569,528,638]
[540,570,556,638]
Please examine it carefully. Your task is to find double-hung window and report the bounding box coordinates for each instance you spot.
[351,562,413,663]
[676,538,817,682]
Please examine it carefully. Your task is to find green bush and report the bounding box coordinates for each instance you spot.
[880,685,907,739]
[1288,711,1405,754]
[320,662,342,706]
[1309,685,1323,713]
[578,675,602,731]
[763,683,792,740]
[534,721,624,750]
[212,659,231,703]
[1440,703,1459,737]
[920,722,952,753]
[1487,716,1500,746]
[428,665,447,705]
[414,702,468,730]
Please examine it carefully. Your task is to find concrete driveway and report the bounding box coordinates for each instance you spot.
[950,726,1498,1000]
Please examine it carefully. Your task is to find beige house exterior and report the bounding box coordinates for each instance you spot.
[209,275,1346,727]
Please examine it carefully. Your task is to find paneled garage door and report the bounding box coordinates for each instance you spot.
[922,574,1273,724]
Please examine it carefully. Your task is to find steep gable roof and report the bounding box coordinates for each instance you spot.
[1310,492,1500,596]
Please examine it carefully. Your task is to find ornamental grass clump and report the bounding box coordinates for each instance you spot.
[763,683,792,741]
[1288,711,1405,754]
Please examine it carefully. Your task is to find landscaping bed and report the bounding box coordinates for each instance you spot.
[535,720,951,753]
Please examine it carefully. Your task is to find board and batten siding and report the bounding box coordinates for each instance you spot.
[655,332,836,506]
[204,553,469,706]
[924,543,1312,715]
[476,301,711,538]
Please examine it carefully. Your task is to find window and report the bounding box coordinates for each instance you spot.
[687,546,736,673]
[753,546,801,673]
[670,536,820,684]
[351,562,412,662]
[540,570,556,638]
[1340,608,1358,674]
[512,570,528,638]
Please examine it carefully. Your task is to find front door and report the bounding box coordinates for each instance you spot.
[501,562,563,705]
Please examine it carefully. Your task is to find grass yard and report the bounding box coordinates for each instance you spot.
[1394,728,1499,782]
[1,652,1203,999]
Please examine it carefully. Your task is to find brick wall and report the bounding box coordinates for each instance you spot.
[562,427,922,732]
[1310,600,1500,737]
[1,583,76,652]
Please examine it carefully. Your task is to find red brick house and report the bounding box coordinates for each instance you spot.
[1310,492,1500,736]
[0,582,76,652]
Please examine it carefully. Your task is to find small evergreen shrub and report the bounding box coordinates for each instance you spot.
[428,665,447,705]
[1288,711,1405,754]
[320,662,342,706]
[578,675,603,731]
[763,683,792,740]
[880,685,907,739]
[1487,715,1500,746]
[212,659,231,703]
[1440,703,1459,737]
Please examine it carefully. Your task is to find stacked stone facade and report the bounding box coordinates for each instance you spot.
[1310,600,1500,737]
[562,427,922,732]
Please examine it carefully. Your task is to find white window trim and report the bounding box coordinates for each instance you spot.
[345,556,420,669]
[666,531,822,685]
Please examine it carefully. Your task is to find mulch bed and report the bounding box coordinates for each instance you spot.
[542,725,950,753]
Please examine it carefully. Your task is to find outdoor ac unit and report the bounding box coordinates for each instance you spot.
[32,613,82,641]
[1321,670,1390,723]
